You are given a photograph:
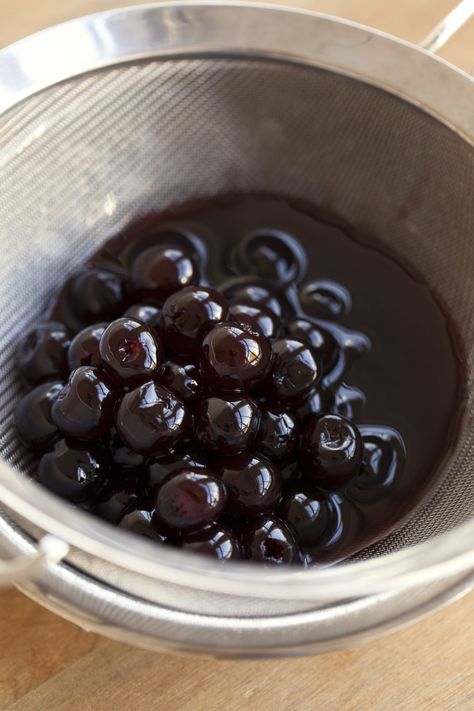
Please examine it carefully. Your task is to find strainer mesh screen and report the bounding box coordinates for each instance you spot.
[0,58,473,557]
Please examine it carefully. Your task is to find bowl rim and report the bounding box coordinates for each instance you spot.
[1,1,473,139]
[0,1,473,599]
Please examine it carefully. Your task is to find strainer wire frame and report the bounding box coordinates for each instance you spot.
[0,2,473,600]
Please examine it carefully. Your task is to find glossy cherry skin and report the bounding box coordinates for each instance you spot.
[131,245,198,300]
[157,361,203,405]
[160,286,228,357]
[300,279,351,320]
[17,322,70,385]
[123,304,161,331]
[228,302,278,339]
[225,282,284,317]
[194,396,261,455]
[154,468,226,531]
[216,452,281,515]
[68,269,125,324]
[147,448,208,490]
[14,381,63,451]
[285,319,337,373]
[67,323,107,371]
[99,317,164,385]
[294,387,330,423]
[107,428,146,471]
[348,427,406,505]
[181,526,240,560]
[280,489,334,547]
[232,232,305,284]
[269,338,320,401]
[257,407,299,461]
[115,381,189,456]
[301,414,363,489]
[37,439,107,502]
[51,366,115,440]
[118,508,166,542]
[333,383,366,421]
[93,454,149,519]
[242,515,300,565]
[94,487,144,523]
[200,322,272,393]
[280,459,301,483]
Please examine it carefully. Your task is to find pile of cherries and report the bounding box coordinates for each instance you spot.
[15,226,377,565]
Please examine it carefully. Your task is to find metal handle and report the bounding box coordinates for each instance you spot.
[0,534,69,587]
[421,0,474,53]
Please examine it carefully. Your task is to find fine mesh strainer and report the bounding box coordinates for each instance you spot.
[0,2,473,656]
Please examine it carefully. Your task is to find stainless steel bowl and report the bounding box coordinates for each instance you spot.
[0,2,473,656]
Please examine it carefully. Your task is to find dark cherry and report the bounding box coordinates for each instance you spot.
[200,322,272,393]
[294,387,330,423]
[115,381,189,455]
[122,228,198,266]
[299,279,351,320]
[160,286,228,356]
[281,489,335,547]
[232,232,305,284]
[242,515,299,565]
[194,396,261,455]
[94,488,143,523]
[336,326,371,361]
[181,526,240,560]
[37,439,107,502]
[280,459,301,483]
[114,467,150,496]
[157,361,203,405]
[348,426,405,504]
[225,282,285,317]
[285,319,337,373]
[68,269,125,324]
[228,302,278,338]
[51,367,115,440]
[257,407,299,461]
[14,381,63,451]
[118,508,166,542]
[154,468,226,531]
[17,322,70,385]
[301,414,363,489]
[131,245,198,300]
[300,552,316,568]
[67,323,107,371]
[99,317,164,385]
[107,428,145,471]
[364,439,389,481]
[333,383,366,421]
[216,452,281,515]
[94,449,149,505]
[269,338,320,401]
[147,448,208,490]
[123,304,161,331]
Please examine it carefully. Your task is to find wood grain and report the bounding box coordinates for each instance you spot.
[1,1,473,709]
[1,588,474,711]
[0,590,100,707]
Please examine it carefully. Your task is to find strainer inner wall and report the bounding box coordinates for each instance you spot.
[0,57,473,557]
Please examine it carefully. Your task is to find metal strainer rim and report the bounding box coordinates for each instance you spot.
[0,2,473,599]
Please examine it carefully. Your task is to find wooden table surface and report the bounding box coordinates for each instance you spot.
[1,1,473,709]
